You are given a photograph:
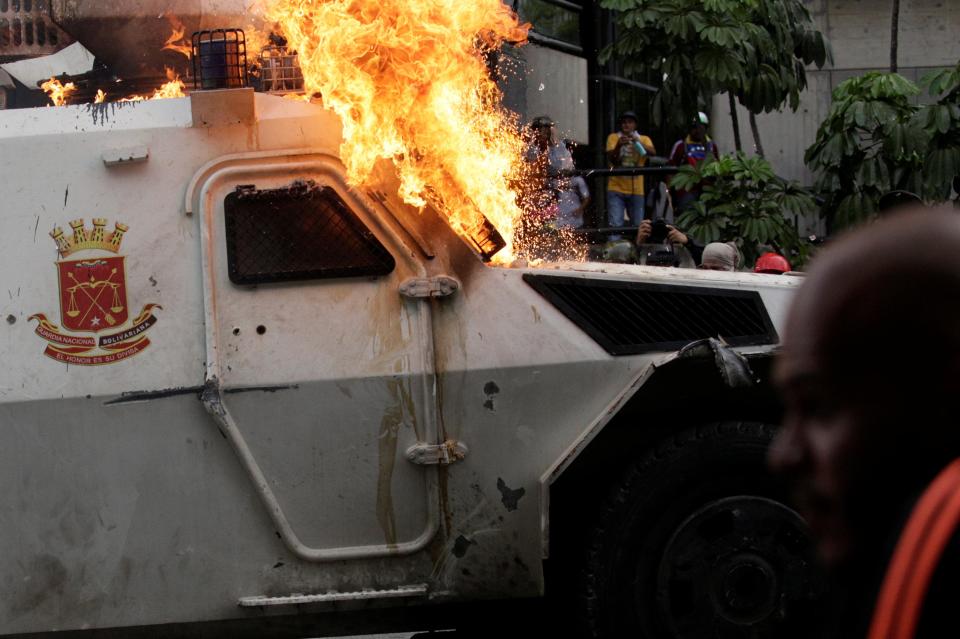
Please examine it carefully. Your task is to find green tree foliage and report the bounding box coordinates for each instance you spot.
[674,153,816,266]
[921,63,960,200]
[805,66,960,229]
[804,73,925,228]
[598,0,831,128]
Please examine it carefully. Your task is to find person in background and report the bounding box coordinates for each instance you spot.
[769,208,960,639]
[635,219,704,266]
[646,180,675,225]
[606,111,656,239]
[522,115,574,226]
[878,190,923,214]
[754,251,791,274]
[669,112,720,212]
[554,138,591,229]
[699,242,740,271]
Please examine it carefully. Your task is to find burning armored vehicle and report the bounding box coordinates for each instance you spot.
[0,1,824,638]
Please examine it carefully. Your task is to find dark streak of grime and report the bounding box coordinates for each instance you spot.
[103,386,205,406]
[86,101,136,127]
[224,384,299,395]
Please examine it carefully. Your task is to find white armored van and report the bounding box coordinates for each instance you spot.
[0,4,826,639]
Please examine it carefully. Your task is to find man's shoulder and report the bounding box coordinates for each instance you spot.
[917,529,960,638]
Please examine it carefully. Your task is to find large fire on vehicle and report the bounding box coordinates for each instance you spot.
[261,0,531,262]
[0,3,823,639]
[12,0,585,264]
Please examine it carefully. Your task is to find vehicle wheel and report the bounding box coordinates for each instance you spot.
[582,422,827,639]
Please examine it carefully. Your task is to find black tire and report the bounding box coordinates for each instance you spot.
[582,422,827,639]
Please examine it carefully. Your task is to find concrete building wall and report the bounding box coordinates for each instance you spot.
[499,43,590,144]
[711,0,960,187]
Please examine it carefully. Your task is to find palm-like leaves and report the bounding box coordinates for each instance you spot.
[921,63,960,200]
[675,153,815,266]
[599,0,832,127]
[806,67,960,229]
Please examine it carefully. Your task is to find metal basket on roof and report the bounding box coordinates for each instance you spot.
[258,44,303,94]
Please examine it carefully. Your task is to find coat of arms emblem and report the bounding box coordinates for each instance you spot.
[29,219,160,365]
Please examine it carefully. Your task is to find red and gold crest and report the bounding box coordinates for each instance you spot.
[57,256,129,333]
[30,219,160,366]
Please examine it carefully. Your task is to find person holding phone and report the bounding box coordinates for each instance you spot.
[606,111,656,240]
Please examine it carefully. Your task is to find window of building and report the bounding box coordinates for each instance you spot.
[513,0,582,51]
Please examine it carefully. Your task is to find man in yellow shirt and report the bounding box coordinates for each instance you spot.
[605,111,656,239]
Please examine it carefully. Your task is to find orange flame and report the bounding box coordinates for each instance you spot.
[152,68,188,99]
[263,0,530,261]
[119,68,187,102]
[94,89,107,104]
[163,13,193,59]
[41,78,77,106]
[244,26,273,58]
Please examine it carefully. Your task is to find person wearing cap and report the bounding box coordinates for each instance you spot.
[754,252,791,274]
[878,190,923,214]
[525,115,574,174]
[698,242,740,271]
[606,111,656,239]
[669,111,720,212]
[522,115,575,227]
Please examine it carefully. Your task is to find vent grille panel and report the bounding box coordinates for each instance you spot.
[0,0,65,59]
[523,274,778,355]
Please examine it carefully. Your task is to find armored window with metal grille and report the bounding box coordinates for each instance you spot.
[224,181,396,285]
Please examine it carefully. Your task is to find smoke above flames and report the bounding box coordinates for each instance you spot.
[261,0,532,262]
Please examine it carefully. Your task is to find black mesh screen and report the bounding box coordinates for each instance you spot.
[224,181,395,285]
[523,274,778,355]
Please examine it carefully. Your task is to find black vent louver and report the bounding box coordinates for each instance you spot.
[524,274,778,356]
[224,181,395,285]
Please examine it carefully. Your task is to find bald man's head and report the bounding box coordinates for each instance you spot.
[771,208,960,567]
[783,209,960,390]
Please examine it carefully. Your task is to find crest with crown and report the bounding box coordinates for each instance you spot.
[50,219,128,257]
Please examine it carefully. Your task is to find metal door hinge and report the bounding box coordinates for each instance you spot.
[406,440,468,465]
[399,275,460,299]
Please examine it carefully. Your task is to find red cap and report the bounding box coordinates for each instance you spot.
[754,252,791,274]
